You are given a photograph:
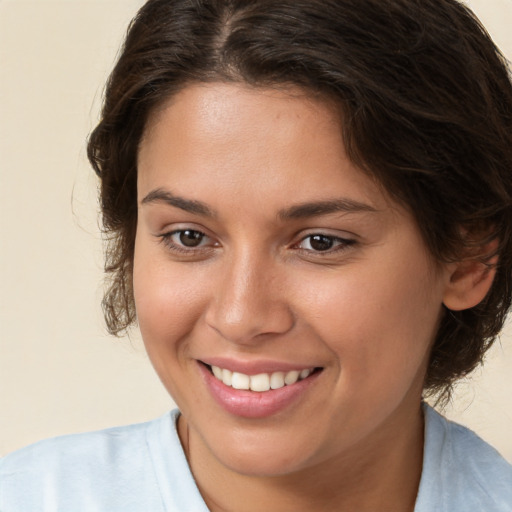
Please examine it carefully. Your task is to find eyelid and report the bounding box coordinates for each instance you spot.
[293,231,357,255]
[157,227,219,255]
[170,229,210,245]
[154,224,357,258]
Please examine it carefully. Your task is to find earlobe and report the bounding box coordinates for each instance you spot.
[442,254,498,311]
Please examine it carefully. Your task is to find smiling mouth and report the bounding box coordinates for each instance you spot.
[204,364,322,393]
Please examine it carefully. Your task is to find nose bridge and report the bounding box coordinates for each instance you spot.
[205,246,293,344]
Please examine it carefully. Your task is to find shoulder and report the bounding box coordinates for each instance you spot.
[0,411,179,512]
[415,404,512,512]
[0,413,170,474]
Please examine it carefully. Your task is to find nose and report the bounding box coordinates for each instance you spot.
[204,251,295,345]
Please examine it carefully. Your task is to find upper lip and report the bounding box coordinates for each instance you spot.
[199,357,321,375]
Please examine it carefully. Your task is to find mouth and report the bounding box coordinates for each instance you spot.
[202,362,323,392]
[198,361,323,418]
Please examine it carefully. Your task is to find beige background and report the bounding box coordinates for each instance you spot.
[1,0,511,461]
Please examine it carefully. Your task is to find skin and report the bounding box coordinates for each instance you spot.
[133,83,478,511]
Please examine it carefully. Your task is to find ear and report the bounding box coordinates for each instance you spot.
[442,246,498,312]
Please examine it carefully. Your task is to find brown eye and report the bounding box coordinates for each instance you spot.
[296,233,355,255]
[158,228,217,257]
[309,235,334,251]
[178,230,205,247]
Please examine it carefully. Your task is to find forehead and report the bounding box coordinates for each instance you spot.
[140,83,341,171]
[137,82,394,214]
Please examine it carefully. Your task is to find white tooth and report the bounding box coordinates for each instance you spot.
[222,369,233,386]
[284,370,300,385]
[250,373,270,392]
[212,365,223,380]
[270,371,285,389]
[231,372,250,390]
[300,369,311,379]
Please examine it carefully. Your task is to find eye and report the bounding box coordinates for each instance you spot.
[158,228,215,254]
[296,233,355,253]
[173,229,207,248]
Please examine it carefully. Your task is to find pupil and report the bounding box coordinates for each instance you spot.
[179,230,203,247]
[310,235,333,251]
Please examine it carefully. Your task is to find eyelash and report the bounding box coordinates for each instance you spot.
[158,229,214,254]
[157,230,356,257]
[294,234,356,255]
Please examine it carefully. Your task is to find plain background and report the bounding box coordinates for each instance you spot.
[1,0,511,461]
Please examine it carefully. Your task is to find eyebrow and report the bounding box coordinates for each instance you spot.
[141,187,377,219]
[278,198,377,219]
[141,188,215,217]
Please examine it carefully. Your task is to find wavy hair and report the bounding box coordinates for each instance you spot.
[88,0,512,397]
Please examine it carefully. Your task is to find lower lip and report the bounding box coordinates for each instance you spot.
[198,363,321,419]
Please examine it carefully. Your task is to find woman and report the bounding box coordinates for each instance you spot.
[2,0,512,510]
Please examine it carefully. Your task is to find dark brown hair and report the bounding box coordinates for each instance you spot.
[88,0,512,397]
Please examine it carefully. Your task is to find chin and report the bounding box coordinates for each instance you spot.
[195,419,327,478]
[214,446,314,478]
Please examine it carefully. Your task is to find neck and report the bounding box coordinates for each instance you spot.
[178,403,424,512]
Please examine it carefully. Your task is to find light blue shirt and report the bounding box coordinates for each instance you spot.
[1,405,511,511]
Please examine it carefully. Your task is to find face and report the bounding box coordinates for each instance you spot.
[134,83,451,477]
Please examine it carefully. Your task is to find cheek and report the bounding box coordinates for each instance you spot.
[132,241,207,356]
[296,255,443,388]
